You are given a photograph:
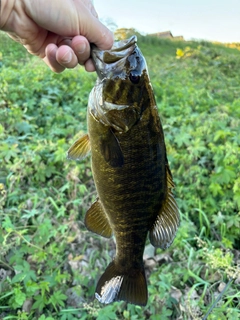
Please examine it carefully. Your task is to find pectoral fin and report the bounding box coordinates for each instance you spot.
[100,129,124,168]
[149,167,180,249]
[67,134,91,160]
[85,199,113,238]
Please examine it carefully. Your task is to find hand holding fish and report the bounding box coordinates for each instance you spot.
[0,0,114,72]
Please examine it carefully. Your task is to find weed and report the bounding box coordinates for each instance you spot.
[0,31,239,319]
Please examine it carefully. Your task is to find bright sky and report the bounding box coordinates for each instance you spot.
[94,0,240,43]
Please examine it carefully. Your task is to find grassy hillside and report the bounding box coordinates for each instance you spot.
[0,32,239,319]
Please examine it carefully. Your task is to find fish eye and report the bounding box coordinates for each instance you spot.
[129,72,140,84]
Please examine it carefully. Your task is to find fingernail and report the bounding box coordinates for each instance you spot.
[62,51,72,63]
[77,42,86,54]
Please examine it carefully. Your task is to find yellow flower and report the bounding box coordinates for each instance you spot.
[176,48,184,58]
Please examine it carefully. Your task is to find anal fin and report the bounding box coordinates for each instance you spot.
[85,199,113,238]
[67,134,91,160]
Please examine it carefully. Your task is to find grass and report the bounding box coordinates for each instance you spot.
[0,31,239,319]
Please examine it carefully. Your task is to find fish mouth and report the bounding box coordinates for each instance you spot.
[107,35,137,55]
[91,36,137,78]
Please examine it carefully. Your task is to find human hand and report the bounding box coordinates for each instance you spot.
[0,0,114,73]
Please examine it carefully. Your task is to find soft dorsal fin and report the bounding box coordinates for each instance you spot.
[85,199,113,238]
[149,189,180,249]
[67,134,91,160]
[149,165,179,249]
[166,163,175,188]
[100,128,124,168]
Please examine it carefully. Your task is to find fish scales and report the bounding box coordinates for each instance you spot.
[67,36,180,306]
[90,110,166,226]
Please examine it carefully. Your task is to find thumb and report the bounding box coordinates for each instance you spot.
[74,0,114,50]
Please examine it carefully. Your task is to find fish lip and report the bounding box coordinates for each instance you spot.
[110,35,137,53]
[91,35,137,58]
[91,36,137,76]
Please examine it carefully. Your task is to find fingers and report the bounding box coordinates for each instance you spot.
[71,35,91,65]
[21,0,114,73]
[45,43,79,73]
[44,44,66,73]
[44,35,94,73]
[35,0,114,73]
[84,59,95,72]
[56,45,79,67]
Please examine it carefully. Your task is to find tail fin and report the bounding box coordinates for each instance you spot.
[95,260,147,306]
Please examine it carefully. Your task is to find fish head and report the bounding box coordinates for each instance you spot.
[92,36,144,79]
[90,36,153,132]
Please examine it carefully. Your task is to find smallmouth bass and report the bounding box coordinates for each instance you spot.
[68,36,180,306]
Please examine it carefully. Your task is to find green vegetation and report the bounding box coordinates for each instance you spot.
[0,31,239,319]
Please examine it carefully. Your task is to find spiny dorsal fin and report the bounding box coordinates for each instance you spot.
[67,134,91,161]
[85,199,113,238]
[100,128,124,168]
[95,260,147,306]
[149,188,180,249]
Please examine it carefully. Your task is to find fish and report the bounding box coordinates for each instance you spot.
[67,36,180,306]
